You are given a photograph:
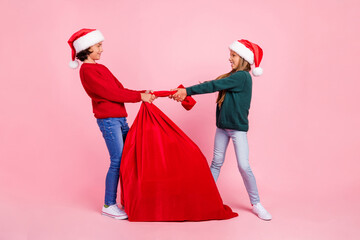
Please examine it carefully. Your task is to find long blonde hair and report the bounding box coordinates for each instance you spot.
[216,56,251,107]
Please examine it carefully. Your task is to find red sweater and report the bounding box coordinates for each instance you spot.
[79,63,142,119]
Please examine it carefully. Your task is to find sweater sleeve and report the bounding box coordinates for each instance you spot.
[81,67,142,103]
[124,88,146,93]
[186,71,246,96]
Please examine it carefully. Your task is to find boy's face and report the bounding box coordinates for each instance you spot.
[88,42,103,61]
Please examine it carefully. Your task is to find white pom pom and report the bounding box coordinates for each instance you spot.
[69,60,79,69]
[252,67,263,76]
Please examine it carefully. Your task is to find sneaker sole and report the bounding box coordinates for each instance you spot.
[258,216,272,221]
[102,212,128,220]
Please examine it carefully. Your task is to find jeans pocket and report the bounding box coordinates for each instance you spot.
[97,119,113,141]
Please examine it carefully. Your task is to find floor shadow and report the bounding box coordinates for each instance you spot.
[229,202,254,215]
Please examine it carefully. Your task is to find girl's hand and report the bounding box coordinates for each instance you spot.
[171,88,187,102]
[141,93,156,103]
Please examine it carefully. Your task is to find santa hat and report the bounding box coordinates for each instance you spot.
[229,39,263,76]
[67,29,105,69]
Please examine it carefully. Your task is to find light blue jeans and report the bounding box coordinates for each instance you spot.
[210,128,260,204]
[97,117,129,206]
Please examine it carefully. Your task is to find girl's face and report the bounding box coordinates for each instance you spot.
[88,42,103,61]
[229,50,241,70]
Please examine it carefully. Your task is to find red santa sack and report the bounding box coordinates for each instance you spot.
[120,92,238,221]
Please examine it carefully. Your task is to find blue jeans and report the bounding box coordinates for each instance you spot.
[97,117,129,206]
[210,128,260,204]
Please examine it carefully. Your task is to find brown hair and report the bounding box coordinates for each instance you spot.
[76,47,93,62]
[216,56,251,108]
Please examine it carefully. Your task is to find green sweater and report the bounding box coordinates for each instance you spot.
[186,71,252,132]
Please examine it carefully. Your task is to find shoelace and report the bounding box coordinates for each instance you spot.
[255,204,267,213]
[111,204,126,215]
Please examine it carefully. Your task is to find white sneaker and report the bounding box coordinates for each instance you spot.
[102,204,128,220]
[252,203,272,221]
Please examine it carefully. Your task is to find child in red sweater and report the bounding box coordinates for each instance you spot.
[68,29,155,220]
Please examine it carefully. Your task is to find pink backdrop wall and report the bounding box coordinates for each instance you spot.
[1,0,359,239]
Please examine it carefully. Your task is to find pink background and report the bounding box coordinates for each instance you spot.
[1,0,359,239]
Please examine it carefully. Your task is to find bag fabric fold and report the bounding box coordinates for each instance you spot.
[120,99,237,221]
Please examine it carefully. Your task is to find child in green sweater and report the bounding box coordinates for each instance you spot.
[171,39,272,221]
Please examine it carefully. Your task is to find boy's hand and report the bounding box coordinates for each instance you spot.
[141,93,156,103]
[145,90,158,99]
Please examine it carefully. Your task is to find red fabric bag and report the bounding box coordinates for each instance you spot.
[120,91,238,221]
[153,84,196,110]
